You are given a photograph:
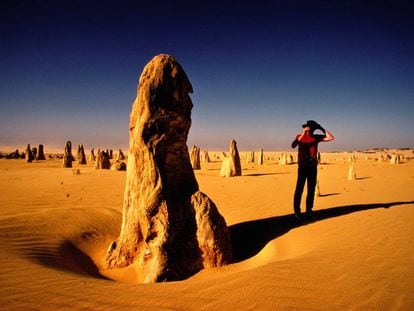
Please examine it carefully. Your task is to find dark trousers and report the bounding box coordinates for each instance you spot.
[294,165,317,213]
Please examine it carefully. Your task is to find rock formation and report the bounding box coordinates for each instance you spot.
[6,149,20,159]
[62,141,73,168]
[31,147,37,159]
[116,149,126,161]
[258,149,264,165]
[89,148,96,162]
[35,144,46,160]
[95,150,110,169]
[77,144,87,165]
[111,150,126,170]
[104,55,231,282]
[111,160,126,171]
[347,157,356,180]
[279,152,293,165]
[390,154,400,165]
[202,150,210,163]
[25,144,34,163]
[220,139,242,177]
[190,145,201,170]
[246,151,254,163]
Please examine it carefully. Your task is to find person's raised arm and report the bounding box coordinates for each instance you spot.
[292,127,309,148]
[322,129,334,142]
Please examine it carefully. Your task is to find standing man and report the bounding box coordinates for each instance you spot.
[291,120,334,220]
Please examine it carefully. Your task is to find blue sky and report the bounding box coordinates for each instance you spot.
[1,1,413,151]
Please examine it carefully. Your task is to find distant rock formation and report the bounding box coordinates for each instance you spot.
[347,157,356,180]
[77,144,87,165]
[111,160,126,171]
[279,152,293,165]
[35,144,46,160]
[246,151,254,163]
[105,54,231,283]
[89,148,96,162]
[95,150,110,169]
[31,147,37,159]
[116,149,125,161]
[390,154,401,165]
[258,149,264,165]
[190,145,201,170]
[220,139,242,177]
[6,149,20,159]
[202,150,210,163]
[25,144,34,163]
[62,141,73,168]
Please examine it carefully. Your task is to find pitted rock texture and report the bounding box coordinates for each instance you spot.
[105,54,231,282]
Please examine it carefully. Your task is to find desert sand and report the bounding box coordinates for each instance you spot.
[0,150,413,310]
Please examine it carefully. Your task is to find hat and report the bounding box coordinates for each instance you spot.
[302,120,319,129]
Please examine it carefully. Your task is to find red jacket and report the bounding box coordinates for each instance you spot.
[293,133,324,167]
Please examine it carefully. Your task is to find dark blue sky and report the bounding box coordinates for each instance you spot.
[1,1,414,151]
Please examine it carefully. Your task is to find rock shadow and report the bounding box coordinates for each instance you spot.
[356,176,372,180]
[244,173,288,177]
[319,193,340,197]
[229,200,414,263]
[21,240,107,280]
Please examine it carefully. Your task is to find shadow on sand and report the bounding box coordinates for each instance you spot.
[21,240,108,280]
[229,200,414,263]
[244,172,287,177]
[21,201,413,280]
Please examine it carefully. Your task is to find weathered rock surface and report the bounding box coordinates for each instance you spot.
[105,54,231,283]
[258,149,264,165]
[89,148,96,162]
[246,151,254,163]
[62,141,73,168]
[116,149,125,161]
[348,157,356,180]
[220,139,242,177]
[36,144,46,160]
[6,149,20,159]
[190,145,201,170]
[25,144,34,163]
[111,160,126,171]
[390,154,400,165]
[202,150,210,163]
[77,144,87,165]
[95,150,110,169]
[279,152,293,165]
[31,147,37,159]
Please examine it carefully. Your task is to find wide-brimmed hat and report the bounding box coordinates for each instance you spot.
[302,120,319,129]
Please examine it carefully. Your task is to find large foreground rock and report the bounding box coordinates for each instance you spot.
[105,54,232,282]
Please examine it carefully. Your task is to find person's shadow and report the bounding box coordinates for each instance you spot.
[229,201,414,262]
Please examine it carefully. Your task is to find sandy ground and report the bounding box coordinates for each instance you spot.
[0,152,413,310]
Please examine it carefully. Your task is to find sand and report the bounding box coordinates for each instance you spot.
[0,152,413,310]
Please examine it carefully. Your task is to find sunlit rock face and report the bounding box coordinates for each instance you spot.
[220,139,242,177]
[105,54,232,283]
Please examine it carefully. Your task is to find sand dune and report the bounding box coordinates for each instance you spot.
[0,154,413,309]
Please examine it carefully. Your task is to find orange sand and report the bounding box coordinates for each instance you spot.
[0,152,413,310]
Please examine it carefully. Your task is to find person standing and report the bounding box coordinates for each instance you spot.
[291,120,334,220]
